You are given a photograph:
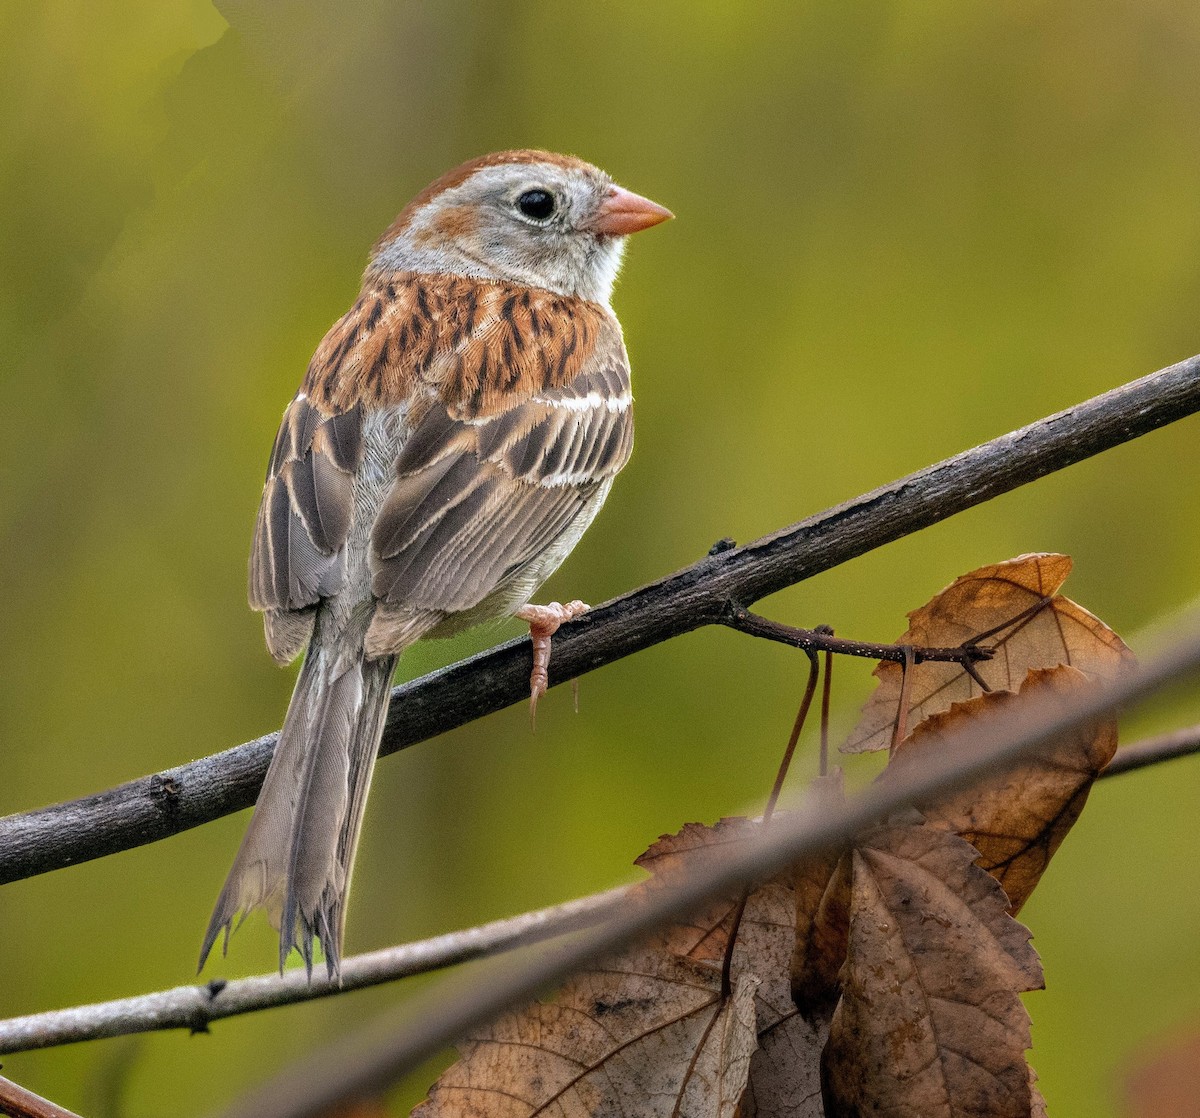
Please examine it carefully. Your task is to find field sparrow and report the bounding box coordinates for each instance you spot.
[200,150,671,976]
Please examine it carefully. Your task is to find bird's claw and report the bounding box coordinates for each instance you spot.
[515,600,590,727]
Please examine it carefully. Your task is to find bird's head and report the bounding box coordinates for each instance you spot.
[369,150,672,304]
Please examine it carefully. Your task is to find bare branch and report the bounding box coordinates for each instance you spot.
[1100,723,1200,777]
[0,1075,82,1118]
[213,625,1200,1118]
[2,353,1199,886]
[0,886,629,1055]
[0,716,1192,1057]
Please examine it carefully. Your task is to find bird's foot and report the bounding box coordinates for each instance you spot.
[515,600,590,727]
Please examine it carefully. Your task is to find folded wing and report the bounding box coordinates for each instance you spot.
[366,314,633,650]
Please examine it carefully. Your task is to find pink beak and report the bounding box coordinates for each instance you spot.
[589,185,674,236]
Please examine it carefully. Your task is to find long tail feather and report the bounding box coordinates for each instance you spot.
[199,644,397,977]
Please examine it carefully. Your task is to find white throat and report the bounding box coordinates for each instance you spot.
[371,232,626,306]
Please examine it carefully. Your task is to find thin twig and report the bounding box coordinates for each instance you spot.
[213,626,1200,1118]
[891,645,917,752]
[820,647,833,777]
[764,650,821,820]
[0,1076,82,1118]
[0,886,630,1055]
[1099,723,1200,777]
[722,607,991,667]
[722,646,820,998]
[3,353,1199,886]
[0,719,1194,1058]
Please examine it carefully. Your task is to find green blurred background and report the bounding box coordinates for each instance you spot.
[3,1,1200,1114]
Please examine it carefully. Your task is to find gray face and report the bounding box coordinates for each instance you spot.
[372,161,630,304]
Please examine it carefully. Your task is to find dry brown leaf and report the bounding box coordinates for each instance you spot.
[1029,1068,1048,1118]
[735,1012,828,1118]
[822,819,1044,1118]
[415,821,780,1118]
[638,819,827,1118]
[790,857,849,1023]
[888,665,1118,912]
[637,820,792,981]
[789,771,851,1019]
[413,952,759,1117]
[843,553,1133,753]
[634,817,758,939]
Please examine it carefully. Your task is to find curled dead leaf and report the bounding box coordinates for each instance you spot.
[821,820,1043,1118]
[638,822,793,1002]
[417,819,824,1117]
[843,553,1133,754]
[790,857,849,1024]
[735,1011,828,1118]
[1029,1068,1049,1118]
[789,771,851,1020]
[888,665,1118,911]
[638,819,828,1118]
[413,949,759,1117]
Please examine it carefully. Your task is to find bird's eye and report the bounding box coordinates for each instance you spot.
[516,189,556,221]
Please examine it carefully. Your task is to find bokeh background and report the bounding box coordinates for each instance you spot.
[3,2,1200,1114]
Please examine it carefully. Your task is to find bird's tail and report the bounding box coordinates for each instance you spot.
[199,642,397,978]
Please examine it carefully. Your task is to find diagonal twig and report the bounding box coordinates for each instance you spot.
[0,886,630,1055]
[214,623,1200,1118]
[0,719,1194,1057]
[1099,723,1200,777]
[0,1075,82,1118]
[721,606,993,666]
[2,353,1199,886]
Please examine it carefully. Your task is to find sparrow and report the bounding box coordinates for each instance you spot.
[199,150,672,977]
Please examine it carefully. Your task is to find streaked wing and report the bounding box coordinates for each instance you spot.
[248,396,364,615]
[369,332,633,614]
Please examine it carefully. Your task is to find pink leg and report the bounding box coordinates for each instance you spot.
[514,600,590,725]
